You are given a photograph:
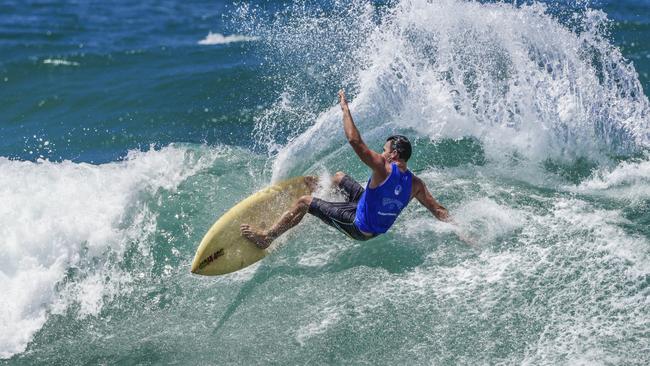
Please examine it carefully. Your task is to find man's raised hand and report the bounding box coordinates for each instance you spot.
[338,89,348,108]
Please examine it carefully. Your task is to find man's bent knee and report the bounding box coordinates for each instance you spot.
[297,195,313,209]
[333,171,346,186]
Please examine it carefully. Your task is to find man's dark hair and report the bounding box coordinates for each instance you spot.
[386,135,412,162]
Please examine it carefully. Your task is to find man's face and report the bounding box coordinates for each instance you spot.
[382,140,397,161]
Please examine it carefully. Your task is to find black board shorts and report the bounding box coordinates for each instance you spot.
[308,175,376,241]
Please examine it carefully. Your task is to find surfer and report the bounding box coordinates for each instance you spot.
[241,90,454,248]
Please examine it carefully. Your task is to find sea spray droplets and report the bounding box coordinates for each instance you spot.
[233,0,378,159]
[234,0,650,179]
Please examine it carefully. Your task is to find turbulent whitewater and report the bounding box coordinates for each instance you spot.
[1,0,649,364]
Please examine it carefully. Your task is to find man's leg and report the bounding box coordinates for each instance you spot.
[241,174,362,248]
[240,176,319,249]
[241,195,313,249]
[332,171,346,186]
[332,171,365,203]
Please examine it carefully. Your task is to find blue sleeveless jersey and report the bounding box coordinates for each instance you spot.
[354,163,413,234]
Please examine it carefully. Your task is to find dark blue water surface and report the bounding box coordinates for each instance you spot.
[0,0,264,162]
[1,0,649,163]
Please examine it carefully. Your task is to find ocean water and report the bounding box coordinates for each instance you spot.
[1,0,649,364]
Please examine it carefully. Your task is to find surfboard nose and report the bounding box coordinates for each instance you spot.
[190,258,201,274]
[190,253,202,274]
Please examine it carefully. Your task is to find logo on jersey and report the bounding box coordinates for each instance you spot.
[394,184,402,196]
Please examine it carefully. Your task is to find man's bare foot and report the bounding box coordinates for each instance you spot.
[240,224,273,249]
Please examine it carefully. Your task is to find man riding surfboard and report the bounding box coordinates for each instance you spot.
[241,90,454,248]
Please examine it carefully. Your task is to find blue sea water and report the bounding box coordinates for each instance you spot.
[1,0,649,364]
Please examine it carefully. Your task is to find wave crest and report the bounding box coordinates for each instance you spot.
[236,0,650,180]
[197,32,258,45]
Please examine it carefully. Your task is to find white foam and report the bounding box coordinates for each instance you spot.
[42,59,80,66]
[197,32,258,45]
[294,186,647,362]
[517,198,649,363]
[453,198,526,243]
[551,198,649,274]
[569,158,650,199]
[295,306,341,345]
[0,145,220,359]
[73,273,107,317]
[296,247,338,267]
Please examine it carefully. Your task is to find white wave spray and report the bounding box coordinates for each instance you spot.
[0,145,219,359]
[238,0,650,180]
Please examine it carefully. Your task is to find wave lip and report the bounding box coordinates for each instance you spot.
[197,32,258,45]
[569,158,650,199]
[243,0,650,180]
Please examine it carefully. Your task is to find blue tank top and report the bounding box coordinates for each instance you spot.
[354,163,412,234]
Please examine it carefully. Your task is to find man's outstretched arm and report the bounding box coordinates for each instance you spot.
[412,176,449,221]
[413,176,478,248]
[338,90,385,171]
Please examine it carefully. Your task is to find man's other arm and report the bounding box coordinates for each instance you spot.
[412,176,449,221]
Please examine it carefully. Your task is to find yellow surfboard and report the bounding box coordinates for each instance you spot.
[191,176,312,276]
